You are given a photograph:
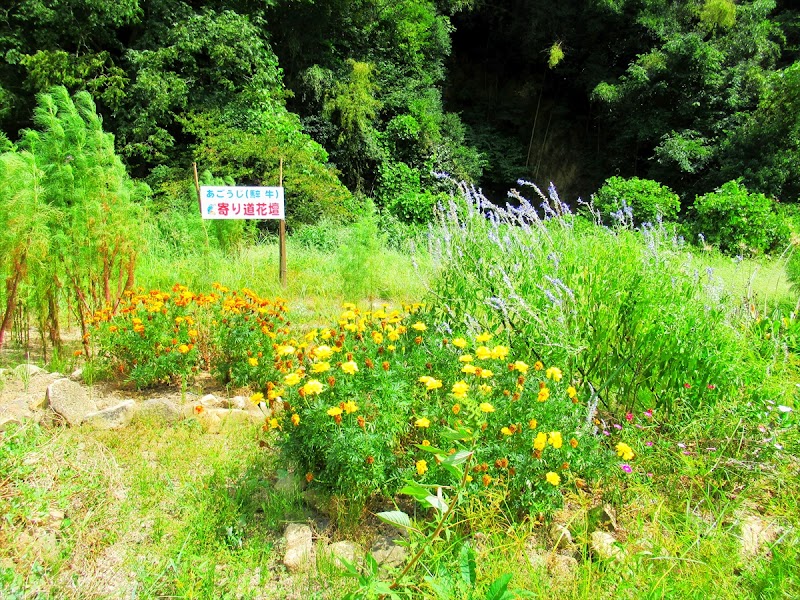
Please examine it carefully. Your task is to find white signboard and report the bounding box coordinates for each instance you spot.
[200,186,285,220]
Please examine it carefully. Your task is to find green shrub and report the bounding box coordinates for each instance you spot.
[692,180,789,255]
[291,219,343,252]
[593,176,681,226]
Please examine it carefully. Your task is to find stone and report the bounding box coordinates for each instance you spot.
[326,540,362,567]
[47,378,97,426]
[283,523,314,572]
[70,368,83,381]
[224,396,247,410]
[370,535,408,569]
[199,393,224,408]
[590,531,626,561]
[546,552,578,582]
[14,363,46,378]
[526,547,547,570]
[548,523,574,551]
[740,515,781,560]
[0,398,33,431]
[134,398,182,424]
[83,400,136,430]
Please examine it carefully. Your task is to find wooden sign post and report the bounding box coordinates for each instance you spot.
[278,158,287,288]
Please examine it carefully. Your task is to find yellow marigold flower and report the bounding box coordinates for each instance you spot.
[305,330,318,341]
[548,431,563,449]
[501,426,513,436]
[476,346,492,360]
[458,354,473,363]
[341,309,356,320]
[534,361,544,371]
[452,403,461,414]
[415,417,431,428]
[387,344,396,352]
[178,344,190,354]
[529,418,538,429]
[285,372,302,386]
[327,406,343,417]
[269,418,280,430]
[513,361,529,373]
[422,439,431,446]
[278,345,296,356]
[418,376,442,391]
[452,337,468,349]
[479,402,495,413]
[268,388,285,400]
[479,384,493,395]
[314,345,333,360]
[451,380,469,399]
[248,357,259,367]
[341,361,358,375]
[534,432,547,451]
[320,329,333,340]
[567,386,578,399]
[476,332,492,343]
[491,345,510,360]
[311,361,331,373]
[343,400,359,414]
[388,330,401,341]
[546,472,561,486]
[344,323,357,332]
[372,331,384,344]
[250,392,265,405]
[479,369,494,379]
[546,366,563,382]
[616,442,635,461]
[174,316,184,325]
[302,379,324,396]
[416,459,428,476]
[291,413,300,426]
[461,363,478,375]
[412,322,427,331]
[537,387,550,402]
[188,329,198,338]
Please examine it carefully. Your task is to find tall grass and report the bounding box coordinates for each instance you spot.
[426,180,791,418]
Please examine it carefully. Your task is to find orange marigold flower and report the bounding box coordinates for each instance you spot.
[482,474,492,486]
[306,472,314,482]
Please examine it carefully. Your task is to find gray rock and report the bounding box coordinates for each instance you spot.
[14,363,46,378]
[740,515,781,560]
[70,368,83,381]
[0,398,33,431]
[135,398,182,424]
[283,523,314,572]
[47,378,97,426]
[326,540,362,567]
[223,396,247,410]
[590,531,626,561]
[548,523,574,551]
[83,400,136,430]
[370,535,408,569]
[547,552,578,581]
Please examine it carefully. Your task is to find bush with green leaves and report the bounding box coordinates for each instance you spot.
[692,180,789,255]
[593,176,681,226]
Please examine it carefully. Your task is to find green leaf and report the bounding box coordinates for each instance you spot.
[398,482,431,502]
[415,443,448,454]
[441,450,473,467]
[459,543,476,587]
[425,493,449,513]
[376,510,414,532]
[485,573,513,600]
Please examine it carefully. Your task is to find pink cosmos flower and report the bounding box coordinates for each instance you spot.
[620,464,633,474]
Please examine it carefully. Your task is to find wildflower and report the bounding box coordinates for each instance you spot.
[269,418,280,430]
[548,432,563,449]
[545,366,563,381]
[291,413,300,426]
[277,345,295,356]
[418,376,443,391]
[479,384,493,394]
[476,346,492,360]
[479,369,493,379]
[311,361,331,373]
[546,472,561,486]
[452,380,469,399]
[461,363,477,375]
[415,417,431,428]
[306,472,314,482]
[534,361,544,371]
[482,474,492,486]
[284,372,302,386]
[683,383,691,389]
[513,361,529,373]
[188,329,198,338]
[372,331,384,344]
[501,426,513,436]
[476,332,492,343]
[459,354,473,363]
[616,442,635,461]
[178,344,190,354]
[302,379,324,396]
[250,392,265,405]
[625,412,634,422]
[620,464,633,474]
[342,400,359,414]
[327,406,343,417]
[452,404,461,414]
[537,387,550,402]
[567,386,577,399]
[422,439,431,446]
[452,337,468,349]
[491,345,509,360]
[479,402,495,413]
[412,322,427,331]
[248,356,259,367]
[416,460,428,476]
[341,361,358,375]
[314,345,333,360]
[529,418,538,429]
[570,438,579,448]
[534,432,547,451]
